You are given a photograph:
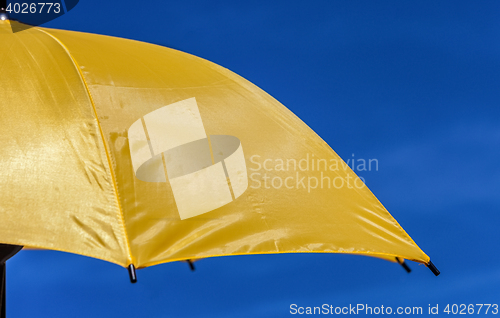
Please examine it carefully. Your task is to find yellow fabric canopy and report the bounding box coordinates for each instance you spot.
[0,20,429,269]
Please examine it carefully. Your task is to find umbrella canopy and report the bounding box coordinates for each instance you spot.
[0,20,435,273]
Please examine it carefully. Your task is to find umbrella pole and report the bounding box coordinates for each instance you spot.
[0,244,23,318]
[1,262,5,318]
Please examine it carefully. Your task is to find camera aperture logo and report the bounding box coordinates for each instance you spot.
[0,0,79,32]
[128,98,248,220]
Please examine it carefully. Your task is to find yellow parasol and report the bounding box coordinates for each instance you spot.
[0,19,439,288]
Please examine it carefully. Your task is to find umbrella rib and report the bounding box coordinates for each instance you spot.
[33,27,134,266]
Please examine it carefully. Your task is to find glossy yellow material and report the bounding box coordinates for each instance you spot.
[0,20,429,268]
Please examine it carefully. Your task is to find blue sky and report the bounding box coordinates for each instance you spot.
[7,1,500,317]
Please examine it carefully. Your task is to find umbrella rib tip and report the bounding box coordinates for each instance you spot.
[187,259,195,272]
[396,257,412,273]
[427,260,440,276]
[128,264,137,283]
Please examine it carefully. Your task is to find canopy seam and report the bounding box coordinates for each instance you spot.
[34,27,134,266]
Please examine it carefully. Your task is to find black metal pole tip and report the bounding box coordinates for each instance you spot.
[396,257,412,273]
[427,261,440,276]
[128,264,137,284]
[187,259,195,272]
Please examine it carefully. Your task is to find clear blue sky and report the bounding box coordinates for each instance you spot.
[8,1,500,317]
